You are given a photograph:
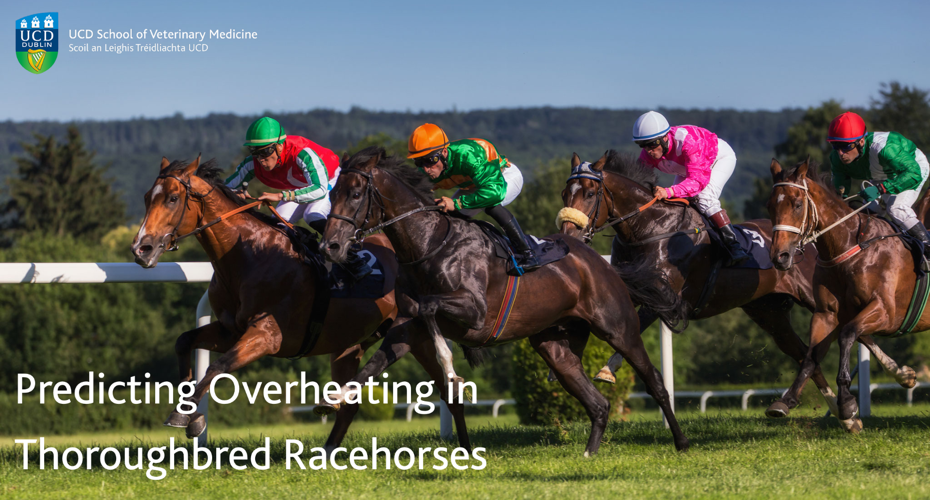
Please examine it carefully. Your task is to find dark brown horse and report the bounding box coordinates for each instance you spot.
[318,147,690,455]
[767,158,930,432]
[558,151,915,427]
[130,156,467,450]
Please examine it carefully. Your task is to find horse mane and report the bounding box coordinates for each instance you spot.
[162,158,280,227]
[602,149,656,191]
[346,146,435,203]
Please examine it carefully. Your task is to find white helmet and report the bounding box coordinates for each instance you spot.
[632,111,670,142]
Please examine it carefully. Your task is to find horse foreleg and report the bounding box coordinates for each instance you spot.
[173,321,236,383]
[322,343,369,455]
[740,301,838,414]
[859,335,917,388]
[595,307,659,384]
[531,327,610,457]
[835,302,889,423]
[766,311,838,418]
[407,323,472,451]
[418,291,485,393]
[165,324,280,438]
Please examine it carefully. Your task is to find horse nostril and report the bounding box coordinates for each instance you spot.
[138,244,153,255]
[327,242,340,251]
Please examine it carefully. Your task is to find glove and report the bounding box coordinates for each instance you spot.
[859,185,880,203]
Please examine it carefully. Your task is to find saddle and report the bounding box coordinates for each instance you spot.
[470,220,570,276]
[697,213,773,270]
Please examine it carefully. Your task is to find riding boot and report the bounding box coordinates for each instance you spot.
[310,219,372,281]
[905,222,930,273]
[709,210,750,267]
[486,205,541,272]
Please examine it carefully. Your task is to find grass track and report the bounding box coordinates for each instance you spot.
[2,404,930,499]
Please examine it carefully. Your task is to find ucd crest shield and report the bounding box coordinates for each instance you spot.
[16,12,58,74]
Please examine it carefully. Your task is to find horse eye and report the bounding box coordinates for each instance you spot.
[169,194,179,203]
[794,200,802,209]
[585,191,595,199]
[352,191,361,200]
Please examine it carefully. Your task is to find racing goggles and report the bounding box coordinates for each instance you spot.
[415,150,444,169]
[250,144,278,160]
[636,138,664,150]
[830,141,858,153]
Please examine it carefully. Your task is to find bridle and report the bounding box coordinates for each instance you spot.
[772,178,870,252]
[154,172,293,252]
[155,173,216,252]
[558,163,690,244]
[328,167,448,265]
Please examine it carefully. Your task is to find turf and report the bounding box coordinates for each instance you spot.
[2,404,930,499]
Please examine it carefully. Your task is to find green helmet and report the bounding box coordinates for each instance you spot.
[243,117,286,148]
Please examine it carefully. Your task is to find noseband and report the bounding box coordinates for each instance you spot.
[558,163,610,244]
[772,179,871,251]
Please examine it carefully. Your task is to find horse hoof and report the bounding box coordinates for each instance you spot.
[675,437,690,452]
[185,413,206,439]
[593,368,616,385]
[841,417,864,434]
[901,366,918,389]
[765,402,790,418]
[314,403,339,416]
[164,412,191,429]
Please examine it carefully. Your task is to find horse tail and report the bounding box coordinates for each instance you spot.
[459,344,490,368]
[612,256,689,333]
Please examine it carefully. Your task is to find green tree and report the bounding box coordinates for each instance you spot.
[343,133,411,162]
[773,100,858,168]
[870,81,930,149]
[2,126,125,241]
[742,176,772,221]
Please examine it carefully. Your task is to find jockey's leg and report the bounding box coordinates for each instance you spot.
[696,140,748,266]
[887,156,930,271]
[274,200,304,226]
[484,162,540,270]
[306,192,371,281]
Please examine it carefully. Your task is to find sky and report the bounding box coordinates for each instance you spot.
[3,0,929,121]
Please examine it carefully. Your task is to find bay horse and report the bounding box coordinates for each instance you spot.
[558,151,915,427]
[130,156,470,449]
[319,147,690,455]
[767,158,930,431]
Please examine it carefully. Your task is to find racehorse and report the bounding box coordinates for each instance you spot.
[557,151,915,429]
[130,156,471,449]
[766,157,930,431]
[319,146,690,455]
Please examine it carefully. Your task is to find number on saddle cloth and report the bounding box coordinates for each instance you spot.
[470,220,571,276]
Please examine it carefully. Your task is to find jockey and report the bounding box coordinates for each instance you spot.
[225,116,371,280]
[632,111,750,266]
[827,111,930,270]
[407,123,541,272]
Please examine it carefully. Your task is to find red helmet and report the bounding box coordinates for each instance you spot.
[827,112,866,143]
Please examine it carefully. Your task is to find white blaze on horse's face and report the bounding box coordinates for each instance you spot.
[569,182,582,196]
[777,194,784,203]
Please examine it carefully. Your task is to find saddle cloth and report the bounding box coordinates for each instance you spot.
[471,220,570,276]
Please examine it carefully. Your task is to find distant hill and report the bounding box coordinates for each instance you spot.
[0,107,804,219]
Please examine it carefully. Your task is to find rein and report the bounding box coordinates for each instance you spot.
[158,173,294,251]
[772,179,899,266]
[560,165,690,244]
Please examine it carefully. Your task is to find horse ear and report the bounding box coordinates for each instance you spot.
[360,151,381,171]
[770,158,782,178]
[797,157,810,179]
[591,152,608,172]
[160,157,170,171]
[571,152,581,169]
[341,151,351,166]
[182,154,201,177]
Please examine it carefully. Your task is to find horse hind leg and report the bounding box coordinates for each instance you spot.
[859,335,917,388]
[530,327,608,457]
[594,307,659,385]
[588,307,689,452]
[165,321,235,429]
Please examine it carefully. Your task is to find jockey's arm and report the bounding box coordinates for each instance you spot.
[225,158,255,190]
[281,149,329,203]
[878,145,922,195]
[455,160,507,210]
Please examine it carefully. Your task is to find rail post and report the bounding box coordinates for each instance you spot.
[195,291,212,447]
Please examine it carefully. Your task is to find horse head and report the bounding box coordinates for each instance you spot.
[322,148,387,264]
[558,152,611,242]
[131,156,208,267]
[768,157,818,271]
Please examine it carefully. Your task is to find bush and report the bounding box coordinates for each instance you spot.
[511,335,634,426]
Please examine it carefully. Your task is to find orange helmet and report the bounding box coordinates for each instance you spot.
[407,123,449,159]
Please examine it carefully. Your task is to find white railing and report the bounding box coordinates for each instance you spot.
[0,259,890,443]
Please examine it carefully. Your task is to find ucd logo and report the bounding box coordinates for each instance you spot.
[15,12,58,74]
